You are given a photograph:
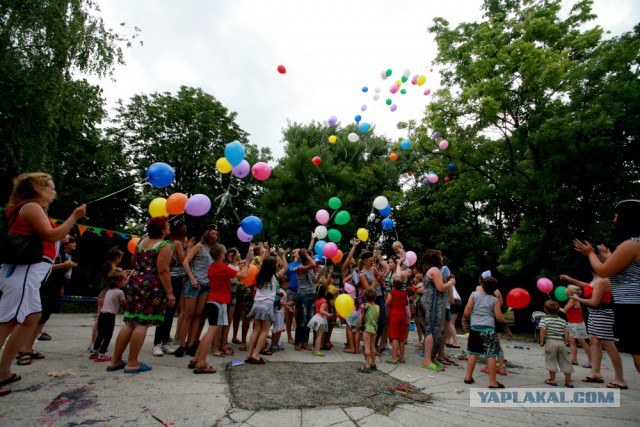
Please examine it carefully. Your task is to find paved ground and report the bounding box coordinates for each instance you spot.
[0,314,638,426]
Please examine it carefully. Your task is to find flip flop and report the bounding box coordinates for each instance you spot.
[582,376,604,383]
[212,351,225,357]
[564,383,575,388]
[124,363,152,374]
[0,373,21,387]
[27,352,45,360]
[106,361,126,372]
[545,379,558,386]
[16,355,31,366]
[421,363,441,371]
[386,360,399,365]
[607,382,628,389]
[489,383,505,389]
[0,387,11,397]
[193,364,216,374]
[223,347,234,355]
[438,358,453,366]
[232,339,241,344]
[188,360,197,369]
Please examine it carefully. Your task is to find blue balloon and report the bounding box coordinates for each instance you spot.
[354,115,362,123]
[224,141,245,167]
[314,240,327,256]
[240,216,263,235]
[313,254,325,262]
[381,218,394,230]
[379,205,392,217]
[362,86,369,93]
[358,122,372,133]
[146,162,175,188]
[432,131,441,139]
[400,140,411,150]
[448,163,456,170]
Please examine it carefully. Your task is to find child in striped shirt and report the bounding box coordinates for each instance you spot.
[540,300,573,387]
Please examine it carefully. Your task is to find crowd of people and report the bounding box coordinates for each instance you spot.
[0,173,638,397]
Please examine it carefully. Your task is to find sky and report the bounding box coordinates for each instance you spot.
[89,0,640,161]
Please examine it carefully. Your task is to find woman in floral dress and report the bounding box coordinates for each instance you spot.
[106,217,176,373]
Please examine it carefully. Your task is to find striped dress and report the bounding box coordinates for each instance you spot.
[609,237,640,305]
[584,283,615,341]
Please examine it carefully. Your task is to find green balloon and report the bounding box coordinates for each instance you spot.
[401,76,408,83]
[385,98,392,106]
[327,229,342,243]
[334,210,351,225]
[328,197,342,210]
[400,88,407,95]
[386,69,393,77]
[554,286,569,302]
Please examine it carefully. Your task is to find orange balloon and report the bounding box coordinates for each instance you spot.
[331,249,344,264]
[407,171,413,176]
[389,153,398,161]
[127,237,140,254]
[240,264,259,286]
[166,193,188,215]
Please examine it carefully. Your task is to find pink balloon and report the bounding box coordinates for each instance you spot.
[252,162,271,181]
[323,242,338,259]
[380,71,388,80]
[439,140,449,150]
[237,226,253,243]
[424,89,431,95]
[316,209,330,225]
[232,160,250,178]
[184,194,211,217]
[405,251,417,267]
[390,104,397,112]
[427,174,439,184]
[537,277,553,293]
[389,84,398,94]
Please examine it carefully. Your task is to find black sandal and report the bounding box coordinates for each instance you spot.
[16,355,31,366]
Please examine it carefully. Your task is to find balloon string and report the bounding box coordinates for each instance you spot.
[317,168,330,192]
[85,182,141,205]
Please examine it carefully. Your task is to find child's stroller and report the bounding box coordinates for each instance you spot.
[531,311,546,342]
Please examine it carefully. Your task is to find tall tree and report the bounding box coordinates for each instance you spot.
[109,86,270,239]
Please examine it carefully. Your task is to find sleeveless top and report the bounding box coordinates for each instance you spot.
[297,267,315,295]
[360,267,381,297]
[7,202,56,261]
[190,244,213,285]
[609,237,640,305]
[470,291,498,328]
[170,240,186,277]
[565,306,583,323]
[583,284,612,309]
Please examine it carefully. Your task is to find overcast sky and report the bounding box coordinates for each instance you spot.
[90,0,640,161]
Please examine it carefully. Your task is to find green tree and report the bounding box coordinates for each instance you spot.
[109,86,270,239]
[413,0,640,290]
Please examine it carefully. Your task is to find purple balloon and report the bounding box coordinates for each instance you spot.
[361,104,367,111]
[390,104,397,112]
[327,116,337,126]
[232,160,250,178]
[237,226,253,243]
[432,131,441,139]
[185,194,211,217]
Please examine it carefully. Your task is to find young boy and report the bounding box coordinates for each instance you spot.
[540,300,573,387]
[357,288,379,373]
[191,244,252,374]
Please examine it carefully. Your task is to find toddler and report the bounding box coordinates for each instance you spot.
[357,288,379,373]
[540,300,573,387]
[307,285,330,356]
[91,271,126,362]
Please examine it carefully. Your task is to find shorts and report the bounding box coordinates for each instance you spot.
[544,339,573,374]
[206,301,228,326]
[613,304,640,355]
[183,281,210,299]
[286,289,297,304]
[248,300,274,322]
[450,300,463,316]
[568,322,588,340]
[0,262,51,323]
[445,308,452,321]
[346,312,360,328]
[229,291,237,307]
[467,327,502,357]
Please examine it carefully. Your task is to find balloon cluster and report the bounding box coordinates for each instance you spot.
[314,197,352,263]
[215,141,271,181]
[237,215,263,243]
[373,196,394,231]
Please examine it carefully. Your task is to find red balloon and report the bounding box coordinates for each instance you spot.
[277,65,286,74]
[506,288,530,309]
[444,176,451,183]
[312,156,321,166]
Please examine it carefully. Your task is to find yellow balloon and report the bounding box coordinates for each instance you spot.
[328,135,337,143]
[357,228,369,242]
[327,285,337,295]
[417,75,426,86]
[395,80,402,87]
[149,197,168,217]
[216,157,232,174]
[335,294,355,319]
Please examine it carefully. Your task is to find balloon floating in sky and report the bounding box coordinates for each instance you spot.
[424,89,431,96]
[432,131,441,139]
[537,277,554,293]
[358,122,372,133]
[362,86,368,93]
[357,228,369,242]
[385,98,392,106]
[166,193,188,215]
[216,157,232,174]
[385,69,393,77]
[328,135,337,143]
[327,116,337,126]
[448,163,456,170]
[381,218,394,230]
[390,104,397,112]
[232,160,251,178]
[348,133,359,142]
[315,225,328,239]
[328,197,342,210]
[380,71,388,80]
[439,140,449,150]
[400,88,406,95]
[390,84,398,94]
[405,251,417,267]
[251,162,271,181]
[400,140,411,150]
[361,104,367,111]
[277,65,286,74]
[241,215,263,236]
[444,176,452,183]
[379,204,392,217]
[146,162,175,188]
[389,153,398,161]
[149,197,168,218]
[334,210,351,225]
[427,173,439,184]
[506,288,530,309]
[417,75,426,86]
[354,115,361,123]
[312,156,321,166]
[373,94,380,101]
[316,209,330,225]
[224,141,245,167]
[373,196,388,210]
[237,226,253,243]
[185,194,211,217]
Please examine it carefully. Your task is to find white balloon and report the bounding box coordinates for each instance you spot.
[374,87,381,93]
[314,225,328,239]
[373,94,380,101]
[348,132,359,142]
[373,196,389,210]
[403,68,411,77]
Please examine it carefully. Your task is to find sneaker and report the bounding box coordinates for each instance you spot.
[385,343,393,350]
[174,346,185,358]
[95,354,111,362]
[161,344,177,355]
[152,345,164,357]
[89,352,99,360]
[312,351,325,357]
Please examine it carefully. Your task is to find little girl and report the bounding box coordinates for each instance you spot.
[307,285,330,357]
[271,288,287,352]
[357,288,379,373]
[91,271,127,362]
[558,280,592,368]
[386,278,408,364]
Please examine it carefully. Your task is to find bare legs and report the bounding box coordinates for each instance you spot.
[0,313,41,382]
[108,322,148,370]
[248,319,271,360]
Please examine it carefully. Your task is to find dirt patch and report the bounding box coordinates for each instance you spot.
[226,361,431,415]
